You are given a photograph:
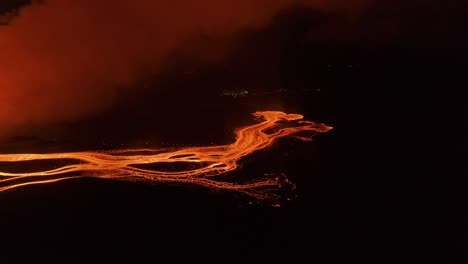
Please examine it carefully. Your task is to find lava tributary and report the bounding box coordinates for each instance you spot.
[0,111,332,202]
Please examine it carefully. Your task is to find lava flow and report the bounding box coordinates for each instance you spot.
[0,111,332,202]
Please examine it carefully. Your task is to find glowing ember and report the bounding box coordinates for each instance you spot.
[0,111,332,202]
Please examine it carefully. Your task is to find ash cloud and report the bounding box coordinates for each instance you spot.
[0,0,370,138]
[1,0,463,142]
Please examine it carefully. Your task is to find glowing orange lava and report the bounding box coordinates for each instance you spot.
[0,111,332,202]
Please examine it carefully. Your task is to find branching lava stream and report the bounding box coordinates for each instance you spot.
[0,111,332,202]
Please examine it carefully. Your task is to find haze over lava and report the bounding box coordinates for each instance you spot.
[0,0,371,136]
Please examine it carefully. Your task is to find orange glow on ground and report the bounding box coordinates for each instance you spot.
[0,111,332,202]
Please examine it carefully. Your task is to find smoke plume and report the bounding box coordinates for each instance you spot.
[0,0,369,135]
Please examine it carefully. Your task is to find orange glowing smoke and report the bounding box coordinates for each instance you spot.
[0,111,332,202]
[0,0,368,135]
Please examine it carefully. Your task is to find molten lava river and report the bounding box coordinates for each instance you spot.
[0,111,332,203]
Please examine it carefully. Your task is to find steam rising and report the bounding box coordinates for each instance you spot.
[0,0,368,134]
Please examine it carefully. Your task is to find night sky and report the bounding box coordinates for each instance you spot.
[1,0,467,262]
